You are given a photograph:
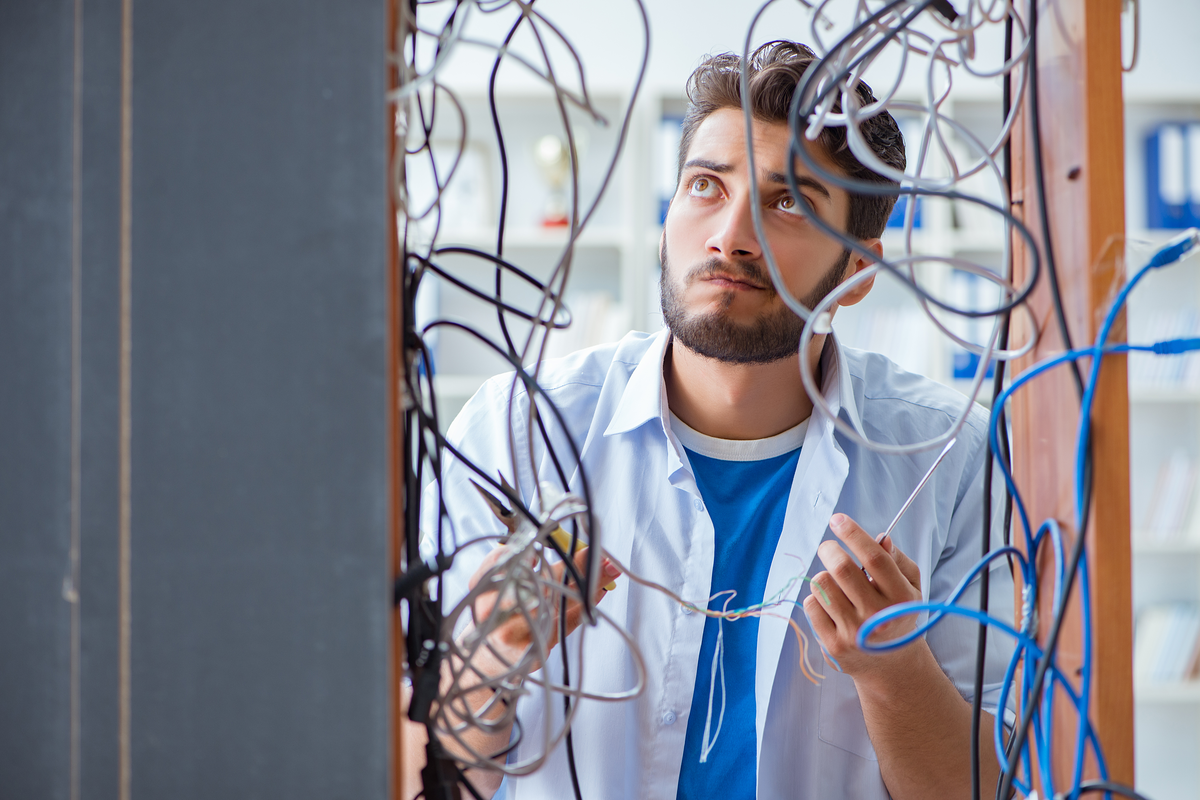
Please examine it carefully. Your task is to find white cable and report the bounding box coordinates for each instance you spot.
[403,0,1045,779]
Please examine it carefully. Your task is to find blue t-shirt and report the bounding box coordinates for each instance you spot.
[670,415,807,800]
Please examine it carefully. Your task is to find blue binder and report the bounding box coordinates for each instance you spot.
[1146,123,1200,229]
[951,270,996,380]
[887,194,923,229]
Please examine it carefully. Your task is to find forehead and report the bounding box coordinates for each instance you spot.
[685,107,843,181]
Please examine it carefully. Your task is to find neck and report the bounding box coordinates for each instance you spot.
[664,335,826,440]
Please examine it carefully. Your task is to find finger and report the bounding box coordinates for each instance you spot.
[559,545,608,592]
[802,592,835,637]
[560,551,622,639]
[830,514,910,599]
[593,558,622,602]
[882,538,922,591]
[468,545,509,592]
[809,570,855,630]
[802,594,843,671]
[816,538,879,609]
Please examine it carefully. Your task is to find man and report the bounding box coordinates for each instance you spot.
[407,41,1014,799]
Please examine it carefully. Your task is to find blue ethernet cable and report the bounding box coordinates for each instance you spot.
[858,230,1200,800]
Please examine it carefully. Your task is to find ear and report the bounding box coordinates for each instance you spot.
[835,238,882,308]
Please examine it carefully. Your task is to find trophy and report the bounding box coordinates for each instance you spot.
[534,134,571,227]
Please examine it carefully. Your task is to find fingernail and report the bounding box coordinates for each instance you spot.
[830,513,847,531]
[602,559,622,580]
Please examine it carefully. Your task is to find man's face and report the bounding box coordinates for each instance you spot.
[660,107,860,364]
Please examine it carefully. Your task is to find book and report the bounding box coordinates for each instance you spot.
[1136,603,1200,683]
[1141,451,1197,543]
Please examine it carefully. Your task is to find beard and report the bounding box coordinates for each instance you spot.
[659,241,851,365]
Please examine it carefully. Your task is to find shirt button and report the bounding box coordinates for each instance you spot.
[662,710,677,726]
[693,498,704,511]
[681,604,693,615]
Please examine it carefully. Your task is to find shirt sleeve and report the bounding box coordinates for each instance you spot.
[417,375,535,641]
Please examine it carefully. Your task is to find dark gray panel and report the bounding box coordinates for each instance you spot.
[126,1,389,797]
[3,0,390,796]
[79,0,124,796]
[0,1,76,799]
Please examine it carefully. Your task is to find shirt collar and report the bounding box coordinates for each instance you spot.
[603,328,672,438]
[602,328,864,440]
[819,331,866,437]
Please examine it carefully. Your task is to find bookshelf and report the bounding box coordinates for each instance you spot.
[411,91,657,429]
[417,88,1016,429]
[1136,681,1200,704]
[1125,93,1200,800]
[417,87,1200,795]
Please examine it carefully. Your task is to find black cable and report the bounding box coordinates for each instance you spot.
[561,592,584,800]
[400,5,1128,799]
[1071,781,1154,800]
[972,17,1016,800]
[973,317,1013,800]
[1027,0,1085,398]
[779,8,1122,799]
[455,766,488,800]
[401,4,624,788]
[995,397,1098,800]
[414,249,573,329]
[420,318,598,579]
[487,10,526,355]
[783,3,1044,322]
[993,4,1112,796]
[930,0,959,23]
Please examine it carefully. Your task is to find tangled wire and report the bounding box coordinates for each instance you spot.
[391,3,1162,799]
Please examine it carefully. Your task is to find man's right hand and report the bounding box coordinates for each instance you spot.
[463,544,622,673]
[401,545,621,800]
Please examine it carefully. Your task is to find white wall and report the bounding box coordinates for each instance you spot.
[419,0,1197,102]
[1124,0,1200,100]
[421,0,1013,100]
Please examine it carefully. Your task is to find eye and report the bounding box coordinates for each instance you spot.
[688,176,718,198]
[775,194,806,216]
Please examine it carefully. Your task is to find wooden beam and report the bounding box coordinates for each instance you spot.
[389,1,405,798]
[1008,0,1133,790]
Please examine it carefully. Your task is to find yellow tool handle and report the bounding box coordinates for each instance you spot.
[548,527,617,591]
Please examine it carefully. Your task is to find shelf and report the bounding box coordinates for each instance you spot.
[1128,386,1200,403]
[433,226,627,250]
[645,225,1006,257]
[1127,228,1200,240]
[1135,681,1200,703]
[432,373,494,401]
[1132,538,1200,555]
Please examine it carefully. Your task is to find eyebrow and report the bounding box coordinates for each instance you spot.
[765,171,831,202]
[682,159,832,202]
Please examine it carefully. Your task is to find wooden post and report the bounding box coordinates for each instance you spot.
[388,2,406,798]
[1008,0,1134,790]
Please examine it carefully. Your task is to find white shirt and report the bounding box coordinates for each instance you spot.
[421,329,1015,800]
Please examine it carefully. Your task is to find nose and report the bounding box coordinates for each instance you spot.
[705,192,762,261]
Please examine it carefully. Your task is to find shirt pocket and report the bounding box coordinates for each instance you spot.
[817,667,879,762]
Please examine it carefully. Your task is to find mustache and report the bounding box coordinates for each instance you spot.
[687,256,776,293]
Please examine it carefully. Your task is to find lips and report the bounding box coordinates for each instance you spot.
[702,272,766,290]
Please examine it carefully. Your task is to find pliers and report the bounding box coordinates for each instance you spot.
[470,478,616,591]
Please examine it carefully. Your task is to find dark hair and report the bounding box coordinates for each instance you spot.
[677,40,906,240]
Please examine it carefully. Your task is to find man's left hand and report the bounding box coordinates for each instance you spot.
[803,513,923,678]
